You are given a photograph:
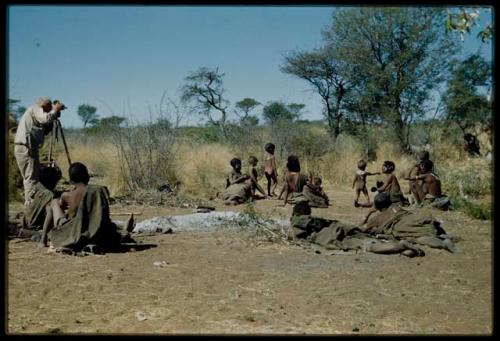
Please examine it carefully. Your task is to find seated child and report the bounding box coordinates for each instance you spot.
[221,158,257,205]
[376,160,407,205]
[248,156,270,199]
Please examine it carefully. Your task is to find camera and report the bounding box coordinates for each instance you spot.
[53,100,67,110]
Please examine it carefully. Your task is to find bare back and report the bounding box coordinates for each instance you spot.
[264,153,276,175]
[422,173,442,197]
[60,185,87,219]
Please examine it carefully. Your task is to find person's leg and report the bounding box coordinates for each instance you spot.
[354,189,361,207]
[265,172,272,196]
[39,205,54,247]
[271,173,278,196]
[14,146,40,204]
[362,187,370,204]
[414,236,457,253]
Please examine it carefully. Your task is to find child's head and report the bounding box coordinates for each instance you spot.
[286,154,301,172]
[382,160,395,174]
[357,159,367,170]
[69,162,90,185]
[39,165,62,190]
[292,201,311,216]
[419,159,434,173]
[417,150,430,162]
[248,156,258,167]
[374,192,391,210]
[265,143,275,154]
[312,176,322,187]
[230,158,242,171]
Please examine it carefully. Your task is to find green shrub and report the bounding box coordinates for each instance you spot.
[452,197,492,220]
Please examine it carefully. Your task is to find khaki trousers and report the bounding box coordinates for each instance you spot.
[14,145,40,204]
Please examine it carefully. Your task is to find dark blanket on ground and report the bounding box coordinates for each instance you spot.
[290,207,450,253]
[23,183,54,230]
[48,185,122,250]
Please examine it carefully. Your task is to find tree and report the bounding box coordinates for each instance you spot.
[445,7,493,42]
[323,7,459,152]
[443,54,492,155]
[7,98,26,122]
[262,101,301,125]
[281,48,349,139]
[235,98,261,121]
[77,104,99,128]
[181,67,230,139]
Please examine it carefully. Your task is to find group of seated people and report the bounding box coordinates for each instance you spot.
[22,162,134,253]
[352,150,451,211]
[220,154,329,208]
[20,147,454,256]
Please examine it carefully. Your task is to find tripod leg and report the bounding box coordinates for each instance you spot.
[57,120,72,166]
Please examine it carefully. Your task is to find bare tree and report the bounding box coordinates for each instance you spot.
[181,67,230,139]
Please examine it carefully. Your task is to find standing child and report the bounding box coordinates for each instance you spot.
[264,143,278,196]
[352,159,381,207]
[248,156,270,199]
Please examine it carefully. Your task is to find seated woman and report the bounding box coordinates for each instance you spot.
[220,158,258,205]
[302,176,329,208]
[44,162,133,252]
[407,160,451,210]
[278,155,309,206]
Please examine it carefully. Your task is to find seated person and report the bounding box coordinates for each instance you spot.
[376,161,408,205]
[221,158,259,205]
[43,162,133,251]
[404,151,429,205]
[278,155,309,206]
[23,165,62,231]
[360,192,457,253]
[248,156,270,199]
[411,160,451,210]
[302,176,330,208]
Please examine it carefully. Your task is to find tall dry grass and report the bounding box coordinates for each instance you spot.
[175,143,234,198]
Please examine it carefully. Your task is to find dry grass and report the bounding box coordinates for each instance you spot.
[175,143,234,198]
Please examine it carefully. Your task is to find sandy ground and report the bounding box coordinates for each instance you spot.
[6,186,492,335]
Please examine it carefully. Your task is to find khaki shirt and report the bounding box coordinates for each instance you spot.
[14,105,58,150]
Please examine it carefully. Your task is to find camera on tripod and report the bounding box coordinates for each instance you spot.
[53,100,67,111]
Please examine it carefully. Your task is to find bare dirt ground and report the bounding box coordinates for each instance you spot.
[6,186,492,335]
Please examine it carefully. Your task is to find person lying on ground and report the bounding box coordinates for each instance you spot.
[360,192,457,253]
[288,201,426,257]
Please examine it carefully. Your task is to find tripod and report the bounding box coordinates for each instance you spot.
[47,119,72,168]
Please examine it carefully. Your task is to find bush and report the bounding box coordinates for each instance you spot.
[452,197,492,220]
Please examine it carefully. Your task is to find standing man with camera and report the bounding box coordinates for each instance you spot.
[14,97,65,205]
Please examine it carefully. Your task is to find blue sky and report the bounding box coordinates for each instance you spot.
[8,6,493,128]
